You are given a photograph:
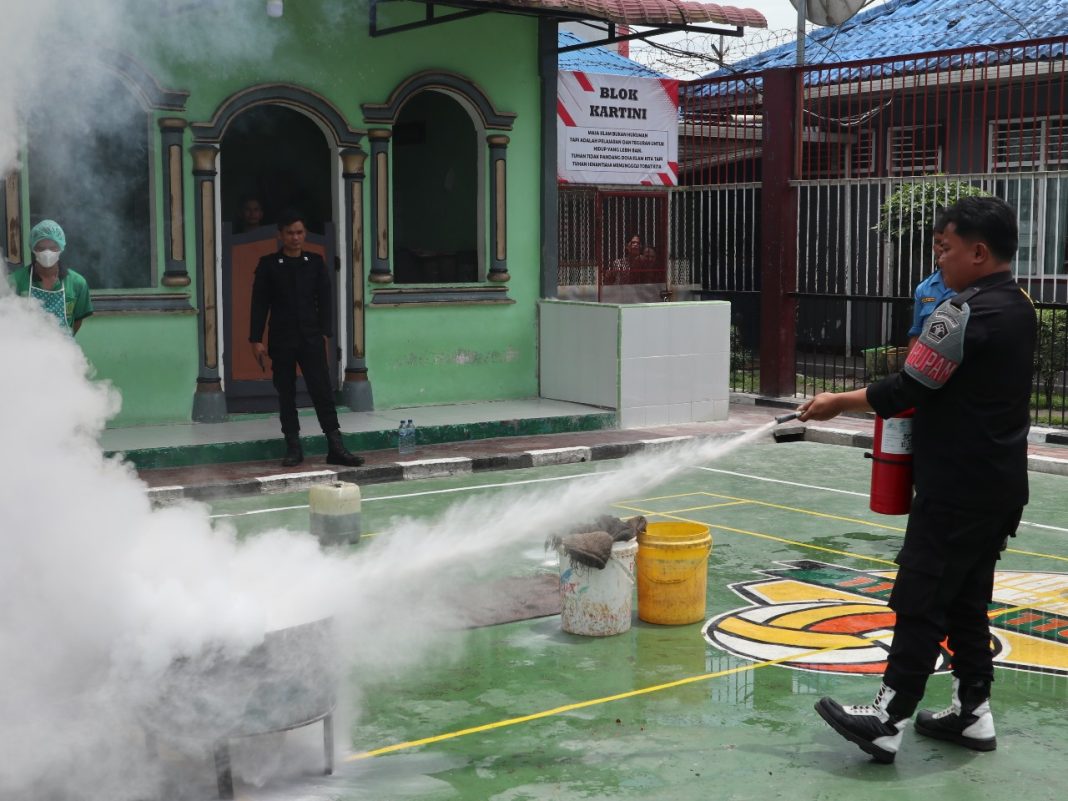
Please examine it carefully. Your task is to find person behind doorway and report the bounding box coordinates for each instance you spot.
[795,196,1036,764]
[234,195,266,234]
[249,208,363,468]
[9,220,92,336]
[907,223,955,353]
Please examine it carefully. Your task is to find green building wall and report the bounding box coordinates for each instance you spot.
[69,2,543,426]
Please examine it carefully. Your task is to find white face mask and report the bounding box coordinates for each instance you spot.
[35,249,61,269]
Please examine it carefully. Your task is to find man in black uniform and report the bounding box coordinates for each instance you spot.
[249,209,363,467]
[797,196,1036,763]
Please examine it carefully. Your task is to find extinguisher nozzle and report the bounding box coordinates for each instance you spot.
[774,412,800,425]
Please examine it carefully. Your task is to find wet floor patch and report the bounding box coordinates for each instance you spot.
[202,442,1068,801]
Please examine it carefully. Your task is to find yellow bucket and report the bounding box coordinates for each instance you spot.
[636,522,712,625]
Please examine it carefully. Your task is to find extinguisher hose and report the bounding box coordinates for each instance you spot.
[864,452,909,465]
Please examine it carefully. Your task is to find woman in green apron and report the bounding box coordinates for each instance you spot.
[9,220,93,335]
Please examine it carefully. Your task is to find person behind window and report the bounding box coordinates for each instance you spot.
[9,220,93,336]
[235,196,266,234]
[249,208,363,468]
[606,233,642,285]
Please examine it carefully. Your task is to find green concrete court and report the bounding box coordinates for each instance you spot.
[204,440,1068,801]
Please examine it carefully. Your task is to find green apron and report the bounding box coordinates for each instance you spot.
[29,274,70,331]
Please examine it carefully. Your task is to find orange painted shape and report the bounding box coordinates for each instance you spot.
[809,611,896,634]
[837,577,876,587]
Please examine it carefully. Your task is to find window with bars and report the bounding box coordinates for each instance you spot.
[990,117,1068,171]
[851,129,876,177]
[799,129,874,178]
[887,125,943,176]
[988,116,1068,279]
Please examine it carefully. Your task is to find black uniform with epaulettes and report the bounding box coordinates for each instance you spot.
[864,269,1037,711]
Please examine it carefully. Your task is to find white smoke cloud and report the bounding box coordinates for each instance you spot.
[0,286,769,797]
[1,3,773,796]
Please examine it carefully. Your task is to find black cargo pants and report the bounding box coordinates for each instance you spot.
[883,495,1022,714]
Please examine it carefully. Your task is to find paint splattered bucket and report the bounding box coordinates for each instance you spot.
[558,539,638,637]
[636,522,712,625]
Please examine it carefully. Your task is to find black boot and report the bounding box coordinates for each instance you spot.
[281,433,303,467]
[325,429,364,467]
[814,683,911,764]
[915,678,996,751]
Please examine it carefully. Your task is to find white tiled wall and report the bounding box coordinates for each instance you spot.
[539,300,731,427]
[539,301,619,408]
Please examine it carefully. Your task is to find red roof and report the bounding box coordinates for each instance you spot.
[470,1,768,29]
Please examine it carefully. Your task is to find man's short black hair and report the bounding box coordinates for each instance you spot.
[276,208,306,230]
[935,196,1019,263]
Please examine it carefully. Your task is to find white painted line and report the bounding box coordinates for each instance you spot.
[694,466,868,497]
[208,469,620,519]
[694,466,1068,533]
[210,504,308,519]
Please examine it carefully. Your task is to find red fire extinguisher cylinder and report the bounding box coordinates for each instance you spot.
[867,409,915,515]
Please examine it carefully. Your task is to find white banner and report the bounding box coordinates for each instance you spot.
[557,71,679,186]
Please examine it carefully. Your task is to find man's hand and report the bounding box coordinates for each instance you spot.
[797,388,872,422]
[797,392,842,421]
[250,341,268,373]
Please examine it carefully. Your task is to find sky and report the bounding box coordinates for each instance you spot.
[621,0,890,77]
[754,0,888,31]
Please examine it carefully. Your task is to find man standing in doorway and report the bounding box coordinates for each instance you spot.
[797,196,1036,763]
[249,209,363,467]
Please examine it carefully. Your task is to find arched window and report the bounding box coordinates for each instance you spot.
[392,91,479,283]
[27,70,152,289]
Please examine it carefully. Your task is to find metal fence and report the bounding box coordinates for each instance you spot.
[683,36,1068,427]
[557,38,1068,426]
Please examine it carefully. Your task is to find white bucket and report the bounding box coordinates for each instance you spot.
[558,539,638,637]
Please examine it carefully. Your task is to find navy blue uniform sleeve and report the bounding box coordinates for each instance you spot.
[866,371,933,419]
[249,259,270,343]
[316,256,332,336]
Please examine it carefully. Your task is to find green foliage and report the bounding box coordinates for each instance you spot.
[730,324,751,371]
[874,179,990,240]
[1035,308,1068,407]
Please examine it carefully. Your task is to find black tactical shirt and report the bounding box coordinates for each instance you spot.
[249,250,332,343]
[866,271,1037,510]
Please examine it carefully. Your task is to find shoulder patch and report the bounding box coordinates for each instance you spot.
[904,299,969,389]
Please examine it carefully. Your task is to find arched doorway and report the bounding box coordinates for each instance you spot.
[220,105,336,414]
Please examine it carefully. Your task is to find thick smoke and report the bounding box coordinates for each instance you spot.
[1,3,769,797]
[0,284,768,798]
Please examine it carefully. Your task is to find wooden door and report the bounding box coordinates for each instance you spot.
[222,223,337,413]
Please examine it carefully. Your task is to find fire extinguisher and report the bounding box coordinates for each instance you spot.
[865,408,915,515]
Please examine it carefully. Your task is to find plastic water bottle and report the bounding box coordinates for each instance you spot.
[407,419,418,452]
[398,419,416,456]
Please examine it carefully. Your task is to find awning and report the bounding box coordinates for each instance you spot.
[466,0,768,29]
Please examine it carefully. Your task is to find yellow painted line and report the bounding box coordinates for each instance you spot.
[347,502,1068,762]
[1003,547,1068,564]
[718,616,871,648]
[697,491,907,532]
[626,490,1067,566]
[614,503,901,568]
[346,632,882,761]
[616,490,707,504]
[653,501,751,514]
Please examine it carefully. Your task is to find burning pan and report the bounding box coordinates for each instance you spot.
[141,617,337,798]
